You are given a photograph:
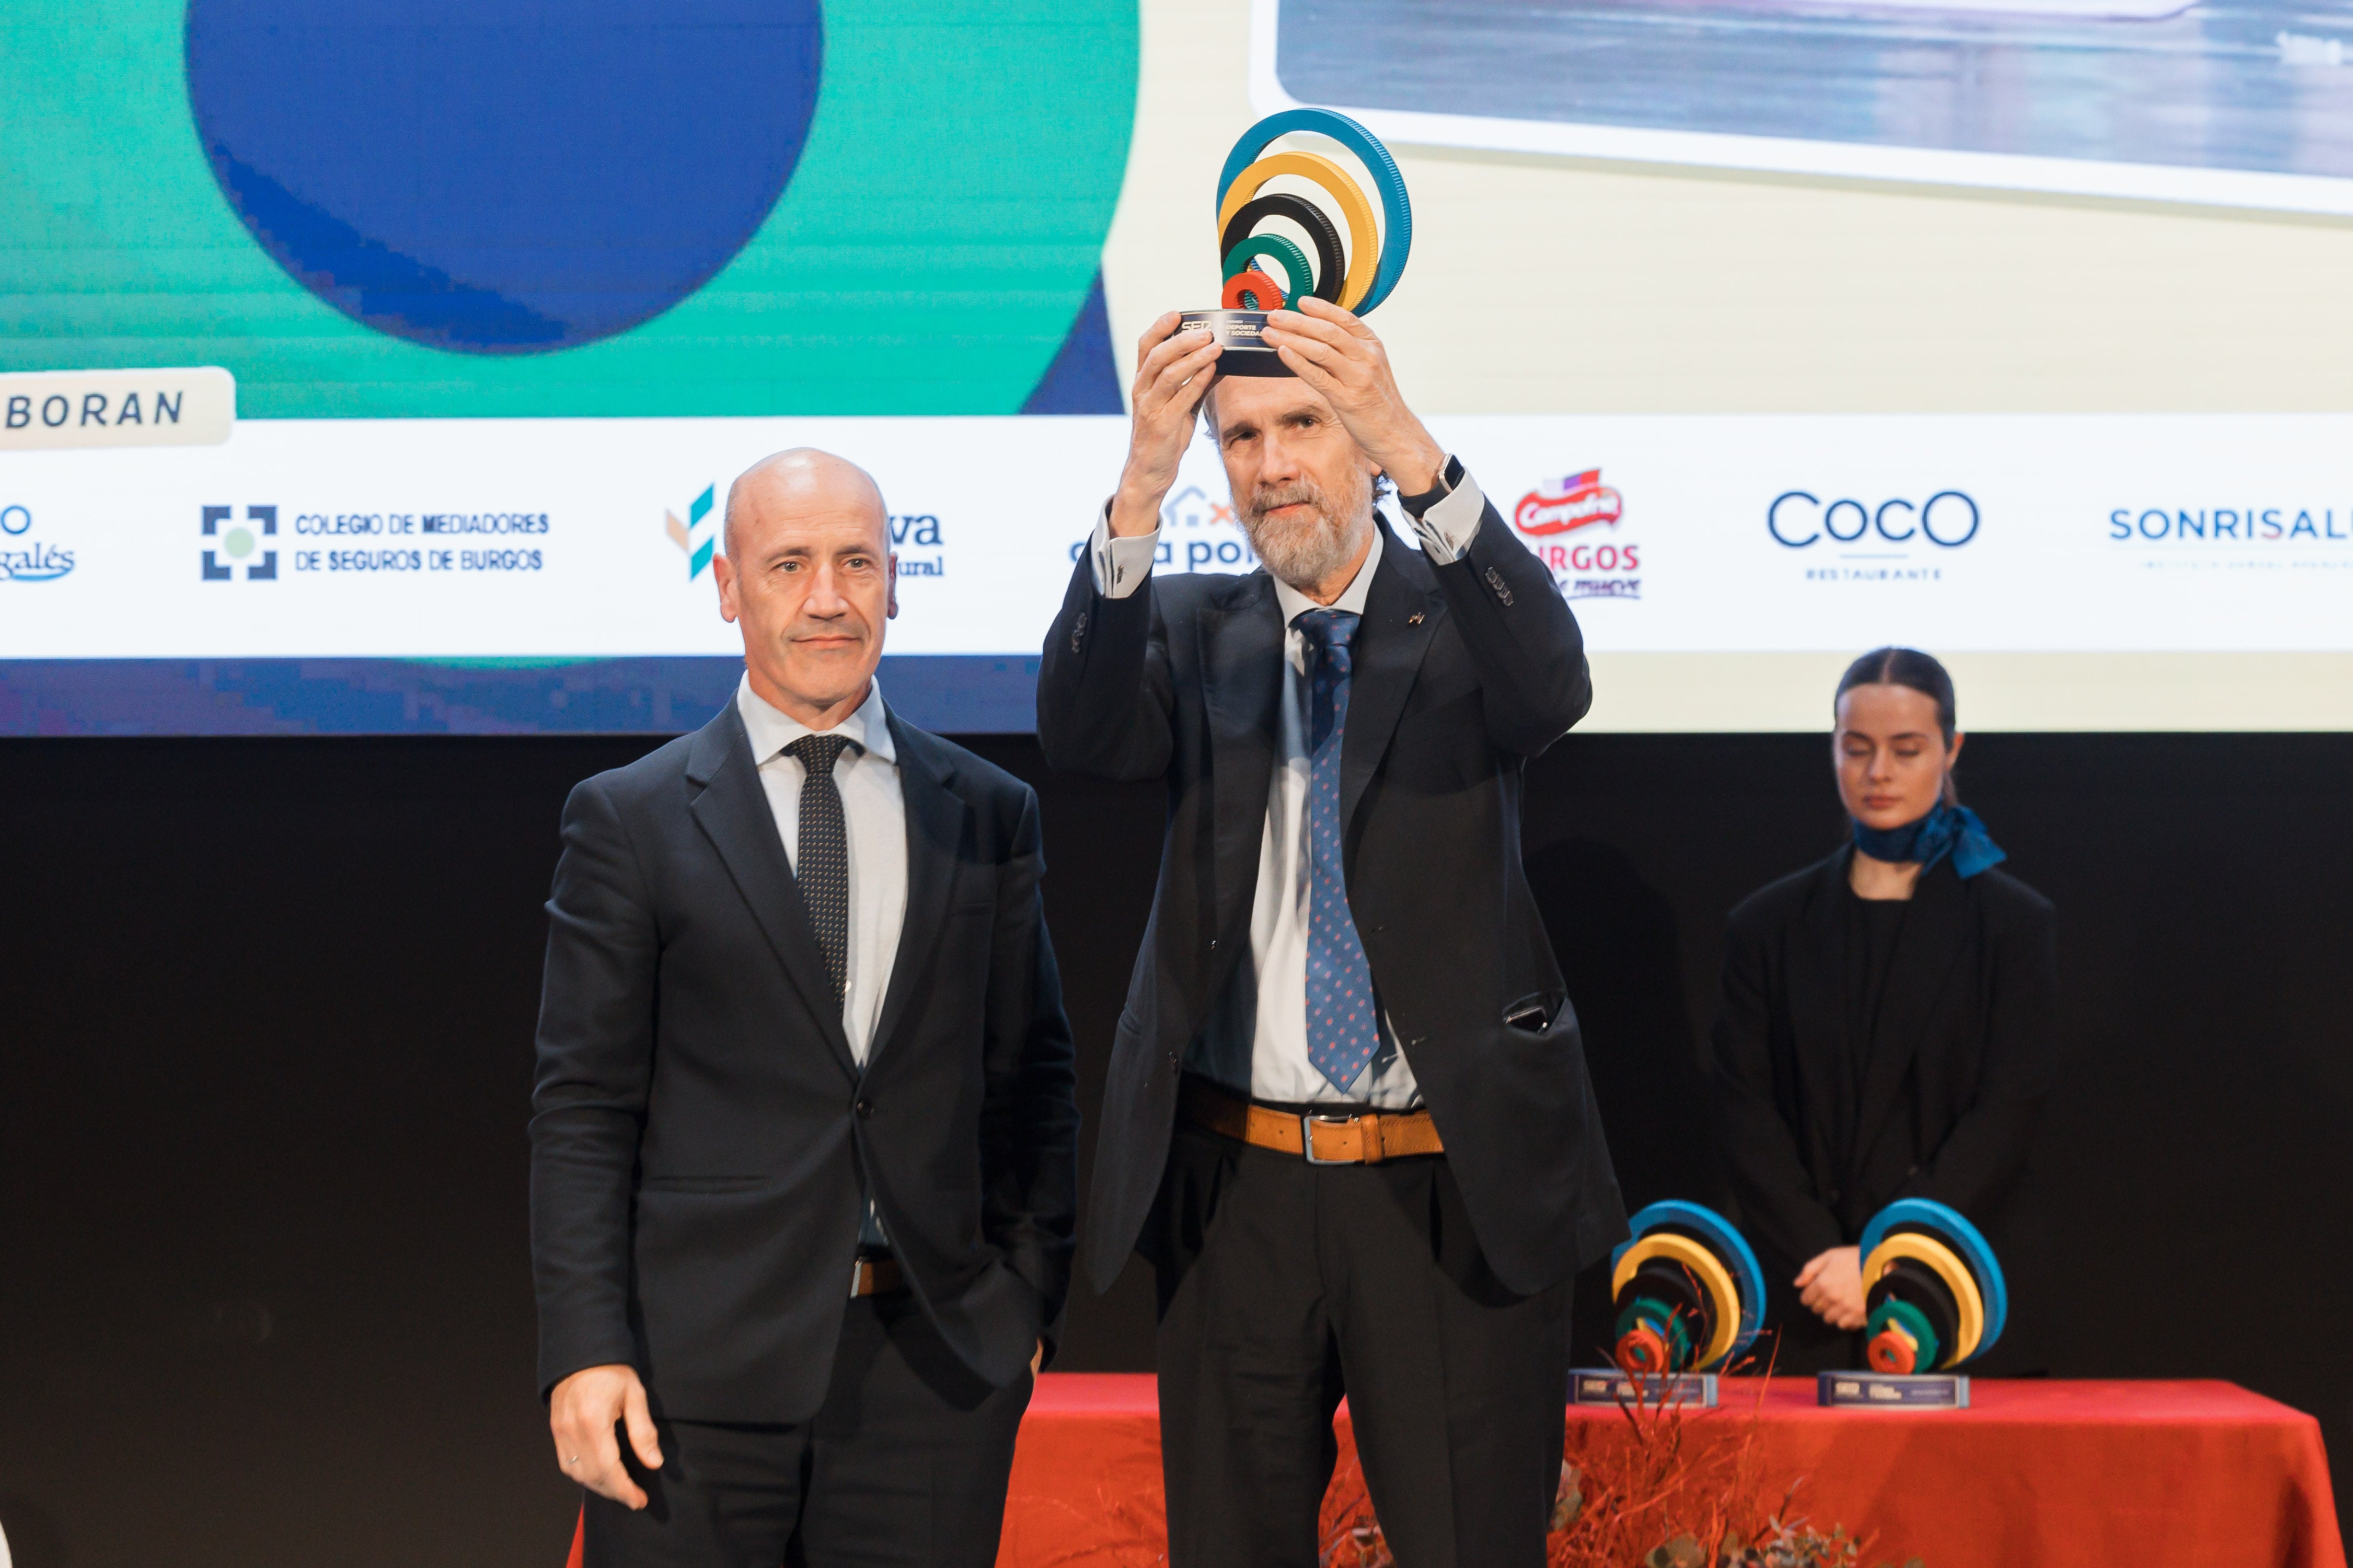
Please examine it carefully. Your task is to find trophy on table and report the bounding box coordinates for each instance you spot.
[1177,108,1414,375]
[1572,1201,1768,1410]
[1819,1198,2010,1409]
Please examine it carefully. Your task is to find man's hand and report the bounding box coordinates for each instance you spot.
[1031,1338,1046,1378]
[1110,313,1221,538]
[549,1363,663,1508]
[1795,1246,1868,1332]
[1260,295,1446,496]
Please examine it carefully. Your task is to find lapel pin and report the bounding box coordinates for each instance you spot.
[1406,611,1425,626]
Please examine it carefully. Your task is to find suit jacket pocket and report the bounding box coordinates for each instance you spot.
[1502,990,1572,1037]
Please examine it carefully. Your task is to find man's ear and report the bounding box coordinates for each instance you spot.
[885,552,899,620]
[712,550,740,624]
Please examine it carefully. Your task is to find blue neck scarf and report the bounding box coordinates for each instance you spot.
[1852,803,2006,879]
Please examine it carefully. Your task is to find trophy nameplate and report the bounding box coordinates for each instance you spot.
[1571,1369,1720,1408]
[1818,1370,1971,1409]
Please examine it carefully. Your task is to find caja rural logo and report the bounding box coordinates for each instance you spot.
[666,486,719,579]
[666,484,946,581]
[1513,470,1639,599]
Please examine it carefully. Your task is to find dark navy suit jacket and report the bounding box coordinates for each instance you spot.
[1039,502,1629,1297]
[529,702,1079,1423]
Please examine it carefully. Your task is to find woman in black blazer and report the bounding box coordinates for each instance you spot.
[1707,647,2057,1372]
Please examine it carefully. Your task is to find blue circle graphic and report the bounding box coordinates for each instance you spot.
[185,0,823,355]
[0,506,29,536]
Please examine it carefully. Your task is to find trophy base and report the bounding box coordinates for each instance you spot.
[1570,1368,1718,1408]
[1179,309,1291,377]
[1817,1370,1971,1409]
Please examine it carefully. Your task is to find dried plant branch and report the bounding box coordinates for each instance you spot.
[1309,1362,1921,1568]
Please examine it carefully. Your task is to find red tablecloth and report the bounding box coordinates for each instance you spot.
[561,1373,2341,1567]
[996,1373,2345,1568]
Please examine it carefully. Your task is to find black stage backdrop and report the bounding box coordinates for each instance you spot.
[1,731,2346,1566]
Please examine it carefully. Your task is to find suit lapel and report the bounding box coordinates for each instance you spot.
[1851,856,1973,1169]
[1339,524,1445,834]
[1200,573,1284,939]
[869,715,970,1069]
[685,704,859,1081]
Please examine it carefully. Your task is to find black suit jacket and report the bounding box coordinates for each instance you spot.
[1037,504,1628,1297]
[1706,846,2058,1284]
[528,701,1079,1424]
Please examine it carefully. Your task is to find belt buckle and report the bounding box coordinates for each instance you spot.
[1300,1111,1357,1165]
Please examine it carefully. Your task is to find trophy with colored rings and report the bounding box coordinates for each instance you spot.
[1570,1200,1767,1409]
[1819,1198,2009,1409]
[1176,108,1414,376]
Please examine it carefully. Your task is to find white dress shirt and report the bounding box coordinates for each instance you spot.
[1086,468,1491,1108]
[736,674,907,1245]
[736,674,908,1065]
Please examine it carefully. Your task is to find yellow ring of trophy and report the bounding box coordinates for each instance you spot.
[1864,1231,1984,1365]
[1215,152,1381,311]
[1611,1233,1741,1370]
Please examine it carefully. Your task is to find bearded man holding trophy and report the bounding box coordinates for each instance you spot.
[1038,111,1629,1568]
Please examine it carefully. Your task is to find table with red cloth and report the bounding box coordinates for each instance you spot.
[992,1373,2344,1568]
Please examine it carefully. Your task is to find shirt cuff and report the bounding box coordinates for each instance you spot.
[1397,457,1485,565]
[1090,503,1159,600]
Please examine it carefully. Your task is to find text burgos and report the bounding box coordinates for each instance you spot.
[1515,471,1638,574]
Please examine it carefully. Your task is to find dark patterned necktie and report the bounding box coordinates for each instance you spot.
[787,733,857,1012]
[1294,609,1381,1093]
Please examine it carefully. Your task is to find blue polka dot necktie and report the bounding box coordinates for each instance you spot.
[787,733,856,1014]
[1294,609,1382,1094]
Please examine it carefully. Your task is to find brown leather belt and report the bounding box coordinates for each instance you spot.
[850,1255,905,1297]
[1180,1076,1443,1165]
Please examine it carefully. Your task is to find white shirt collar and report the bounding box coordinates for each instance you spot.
[736,672,897,768]
[1271,525,1383,629]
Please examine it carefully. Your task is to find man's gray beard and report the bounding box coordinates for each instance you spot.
[1240,473,1372,591]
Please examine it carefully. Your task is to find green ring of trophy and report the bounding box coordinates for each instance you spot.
[1178,108,1413,379]
[1221,236,1314,312]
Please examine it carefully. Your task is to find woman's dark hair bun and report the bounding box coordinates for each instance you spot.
[1836,646,1957,743]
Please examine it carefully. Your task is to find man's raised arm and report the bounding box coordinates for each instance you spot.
[1035,313,1219,780]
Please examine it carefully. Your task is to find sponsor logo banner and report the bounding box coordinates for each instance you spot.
[2,413,2350,660]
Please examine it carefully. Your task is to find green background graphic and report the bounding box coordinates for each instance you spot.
[0,0,1138,417]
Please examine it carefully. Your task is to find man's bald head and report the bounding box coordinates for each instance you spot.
[724,447,888,564]
[712,446,898,728]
